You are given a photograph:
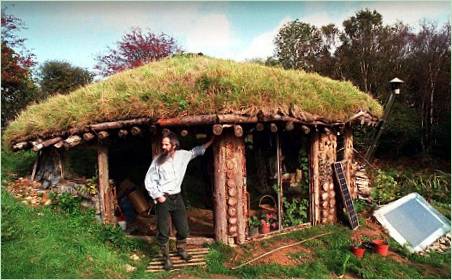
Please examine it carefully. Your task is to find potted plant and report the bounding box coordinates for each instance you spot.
[372,239,389,256]
[248,215,260,236]
[350,241,366,259]
[260,213,276,234]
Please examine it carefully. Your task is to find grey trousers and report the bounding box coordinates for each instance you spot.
[155,194,190,246]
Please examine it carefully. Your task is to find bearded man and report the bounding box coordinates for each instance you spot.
[144,131,214,270]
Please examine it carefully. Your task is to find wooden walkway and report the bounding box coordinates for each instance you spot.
[146,247,210,272]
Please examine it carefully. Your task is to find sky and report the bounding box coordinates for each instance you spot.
[2,1,450,74]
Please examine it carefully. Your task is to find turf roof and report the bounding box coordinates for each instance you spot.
[4,55,383,145]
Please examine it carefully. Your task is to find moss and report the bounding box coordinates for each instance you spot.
[4,55,383,145]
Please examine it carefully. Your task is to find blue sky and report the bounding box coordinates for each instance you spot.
[3,1,450,73]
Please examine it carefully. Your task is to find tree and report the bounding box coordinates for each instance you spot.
[95,27,180,76]
[1,11,37,127]
[38,61,94,96]
[336,9,384,94]
[274,20,323,71]
[406,22,451,154]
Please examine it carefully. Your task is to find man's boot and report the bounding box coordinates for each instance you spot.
[160,243,173,271]
[176,239,192,261]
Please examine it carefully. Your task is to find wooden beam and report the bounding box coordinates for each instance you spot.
[218,114,258,124]
[270,123,278,133]
[256,123,264,132]
[54,141,64,149]
[212,124,223,136]
[234,125,243,137]
[98,131,109,140]
[180,129,189,137]
[118,129,128,138]
[64,135,82,148]
[83,132,95,141]
[12,141,29,151]
[89,117,151,131]
[285,121,294,131]
[130,126,142,136]
[157,115,217,126]
[97,145,115,224]
[32,137,63,152]
[301,125,310,134]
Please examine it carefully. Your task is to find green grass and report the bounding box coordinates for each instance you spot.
[4,55,383,146]
[1,188,158,278]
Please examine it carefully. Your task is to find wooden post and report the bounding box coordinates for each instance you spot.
[310,132,320,225]
[276,133,283,231]
[97,145,115,224]
[213,136,228,244]
[343,126,356,199]
[212,131,247,245]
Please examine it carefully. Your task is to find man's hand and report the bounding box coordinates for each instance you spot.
[157,196,166,203]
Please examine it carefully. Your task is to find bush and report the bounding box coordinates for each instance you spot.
[49,192,82,214]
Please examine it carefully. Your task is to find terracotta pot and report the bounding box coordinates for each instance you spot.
[373,239,389,256]
[261,222,270,234]
[351,246,366,259]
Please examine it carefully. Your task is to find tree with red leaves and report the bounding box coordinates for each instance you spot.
[95,27,180,76]
[1,10,38,127]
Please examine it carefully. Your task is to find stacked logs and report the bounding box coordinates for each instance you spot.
[354,162,371,201]
[343,126,357,199]
[318,131,337,224]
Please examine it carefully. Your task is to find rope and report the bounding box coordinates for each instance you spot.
[231,232,333,270]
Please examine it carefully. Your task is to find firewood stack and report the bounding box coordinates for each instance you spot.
[353,162,371,201]
[318,132,337,224]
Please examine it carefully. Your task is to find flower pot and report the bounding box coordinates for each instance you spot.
[373,239,389,256]
[261,222,270,234]
[351,246,366,259]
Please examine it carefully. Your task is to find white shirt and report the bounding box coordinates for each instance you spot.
[144,145,206,200]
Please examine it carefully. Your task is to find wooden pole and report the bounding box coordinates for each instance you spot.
[213,135,228,244]
[276,133,283,231]
[310,131,320,225]
[97,145,114,224]
[234,125,243,137]
[213,124,223,136]
[344,126,356,199]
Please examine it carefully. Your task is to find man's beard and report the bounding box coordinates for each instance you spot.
[157,148,174,164]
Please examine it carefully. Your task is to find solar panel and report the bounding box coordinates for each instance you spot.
[333,162,359,230]
[374,193,451,252]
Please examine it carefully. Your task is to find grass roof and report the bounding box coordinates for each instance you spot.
[4,55,383,145]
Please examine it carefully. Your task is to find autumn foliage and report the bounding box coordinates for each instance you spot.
[95,27,180,76]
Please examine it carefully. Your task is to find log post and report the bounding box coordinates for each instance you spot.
[301,125,310,134]
[234,125,243,137]
[118,129,128,138]
[213,124,223,136]
[270,123,278,133]
[97,145,115,224]
[98,131,109,140]
[213,131,247,245]
[285,121,294,131]
[83,132,95,142]
[180,129,189,137]
[256,123,264,132]
[213,135,228,244]
[343,126,356,199]
[310,131,320,225]
[131,126,142,136]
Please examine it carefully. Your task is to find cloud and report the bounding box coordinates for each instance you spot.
[236,17,292,61]
[182,13,238,56]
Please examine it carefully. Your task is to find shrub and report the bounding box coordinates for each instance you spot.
[371,170,399,205]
